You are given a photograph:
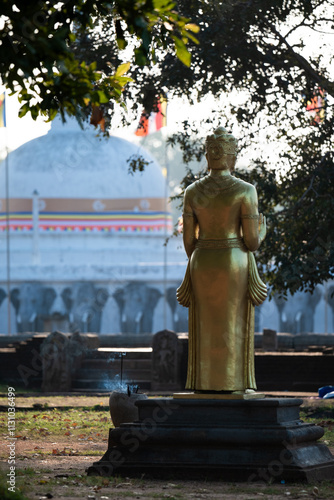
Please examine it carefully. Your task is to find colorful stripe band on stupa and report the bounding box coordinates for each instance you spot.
[0,211,173,232]
[0,197,173,233]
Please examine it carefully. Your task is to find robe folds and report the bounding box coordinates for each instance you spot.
[177,174,266,391]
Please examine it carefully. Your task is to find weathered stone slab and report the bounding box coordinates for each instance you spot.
[262,328,278,351]
[151,330,179,391]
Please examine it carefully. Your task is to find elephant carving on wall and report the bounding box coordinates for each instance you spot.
[327,285,334,331]
[10,283,56,333]
[7,282,109,334]
[0,288,7,307]
[43,285,72,333]
[0,288,8,333]
[113,282,161,334]
[166,287,188,333]
[274,287,322,334]
[62,282,109,333]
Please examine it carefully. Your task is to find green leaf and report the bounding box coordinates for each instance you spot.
[117,38,127,50]
[153,0,176,9]
[47,109,58,121]
[135,47,149,66]
[97,90,109,103]
[184,32,199,45]
[172,36,191,67]
[18,104,29,118]
[185,23,200,34]
[115,62,131,77]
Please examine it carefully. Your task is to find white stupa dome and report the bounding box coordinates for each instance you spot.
[1,115,165,199]
[0,116,172,235]
[0,115,185,336]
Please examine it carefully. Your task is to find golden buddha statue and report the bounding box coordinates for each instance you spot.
[177,126,267,394]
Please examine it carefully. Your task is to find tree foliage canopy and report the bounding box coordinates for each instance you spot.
[0,0,333,296]
[159,0,334,297]
[0,0,198,122]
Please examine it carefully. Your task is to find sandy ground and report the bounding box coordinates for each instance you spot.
[1,446,330,500]
[0,434,333,500]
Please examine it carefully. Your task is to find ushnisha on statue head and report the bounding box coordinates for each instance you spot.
[205,126,237,171]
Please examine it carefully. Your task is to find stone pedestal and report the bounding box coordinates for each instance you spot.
[87,398,334,482]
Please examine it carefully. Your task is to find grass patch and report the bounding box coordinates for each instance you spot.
[308,420,333,446]
[0,408,112,441]
[301,403,334,420]
[0,384,41,394]
[149,495,185,499]
[1,466,333,500]
[301,405,334,447]
[0,485,29,500]
[226,482,334,498]
[16,467,36,477]
[23,448,103,457]
[0,470,30,499]
[5,469,120,497]
[1,405,332,447]
[76,449,103,456]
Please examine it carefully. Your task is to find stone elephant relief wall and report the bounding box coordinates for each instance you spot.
[113,282,162,334]
[274,287,322,334]
[0,288,7,309]
[0,281,170,334]
[0,282,109,334]
[61,282,109,333]
[327,285,334,332]
[9,283,57,333]
[0,282,330,335]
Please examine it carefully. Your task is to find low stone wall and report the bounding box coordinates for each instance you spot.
[1,331,334,392]
[254,332,334,350]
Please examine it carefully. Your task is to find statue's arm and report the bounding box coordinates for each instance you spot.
[241,185,266,252]
[183,189,198,258]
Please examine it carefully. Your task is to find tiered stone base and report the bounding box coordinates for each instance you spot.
[87,397,334,482]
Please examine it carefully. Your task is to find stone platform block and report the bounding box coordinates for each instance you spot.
[87,397,334,482]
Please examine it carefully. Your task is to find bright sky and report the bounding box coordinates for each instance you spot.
[0,88,218,156]
[0,90,50,156]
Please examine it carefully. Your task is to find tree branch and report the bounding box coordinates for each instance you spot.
[266,22,334,97]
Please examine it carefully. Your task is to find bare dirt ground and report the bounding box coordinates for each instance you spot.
[1,394,333,500]
[1,444,331,500]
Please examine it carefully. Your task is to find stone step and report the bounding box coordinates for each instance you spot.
[85,348,152,360]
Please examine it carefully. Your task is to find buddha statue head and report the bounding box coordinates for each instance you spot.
[205,126,237,171]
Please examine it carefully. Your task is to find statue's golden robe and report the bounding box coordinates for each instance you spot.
[178,174,266,392]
